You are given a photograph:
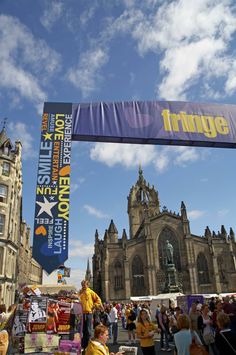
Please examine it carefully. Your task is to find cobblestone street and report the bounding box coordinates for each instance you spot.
[107,322,175,355]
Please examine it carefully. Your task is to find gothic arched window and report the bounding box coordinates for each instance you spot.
[158,228,181,271]
[132,255,145,293]
[114,260,123,290]
[197,253,210,285]
[217,255,227,283]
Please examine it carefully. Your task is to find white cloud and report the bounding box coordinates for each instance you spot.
[66,1,236,99]
[40,1,64,31]
[159,38,225,100]
[66,0,236,99]
[68,268,87,288]
[90,143,156,168]
[188,210,206,220]
[217,209,229,217]
[8,122,37,160]
[80,5,97,27]
[69,240,94,257]
[90,142,206,172]
[70,177,85,194]
[110,1,236,99]
[83,204,109,219]
[68,48,108,97]
[0,15,60,112]
[173,146,200,166]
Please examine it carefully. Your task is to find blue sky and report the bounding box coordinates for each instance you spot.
[1,0,236,288]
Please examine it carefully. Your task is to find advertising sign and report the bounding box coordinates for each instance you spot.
[12,304,28,337]
[33,100,236,273]
[72,101,236,148]
[33,102,72,274]
[57,301,71,334]
[27,297,47,333]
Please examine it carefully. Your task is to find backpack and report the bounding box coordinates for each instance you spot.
[128,310,136,322]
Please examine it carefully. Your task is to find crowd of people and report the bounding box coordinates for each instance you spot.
[78,280,236,355]
[2,281,236,354]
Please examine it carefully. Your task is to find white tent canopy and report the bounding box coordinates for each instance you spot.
[130,293,184,302]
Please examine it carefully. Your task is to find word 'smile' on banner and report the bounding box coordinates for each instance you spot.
[33,103,72,274]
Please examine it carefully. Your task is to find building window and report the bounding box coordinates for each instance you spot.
[2,162,10,176]
[132,255,145,295]
[114,261,123,290]
[0,184,8,203]
[0,214,5,234]
[197,253,210,285]
[3,144,10,156]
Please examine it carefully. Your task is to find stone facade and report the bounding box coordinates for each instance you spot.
[18,222,43,287]
[93,167,236,301]
[0,129,42,308]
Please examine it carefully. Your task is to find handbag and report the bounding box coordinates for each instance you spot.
[203,330,215,345]
[190,336,209,355]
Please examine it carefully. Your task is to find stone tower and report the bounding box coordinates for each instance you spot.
[127,165,160,238]
[0,128,22,307]
[85,258,92,285]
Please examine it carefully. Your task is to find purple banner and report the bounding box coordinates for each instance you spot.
[33,100,236,273]
[72,101,236,148]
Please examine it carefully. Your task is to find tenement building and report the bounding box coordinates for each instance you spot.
[93,167,236,301]
[18,221,42,288]
[0,128,42,307]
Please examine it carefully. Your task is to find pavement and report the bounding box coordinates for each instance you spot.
[107,322,175,355]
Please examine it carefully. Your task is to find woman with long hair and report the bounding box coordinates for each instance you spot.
[136,308,159,355]
[198,303,215,352]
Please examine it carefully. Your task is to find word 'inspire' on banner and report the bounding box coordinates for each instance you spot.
[33,104,72,274]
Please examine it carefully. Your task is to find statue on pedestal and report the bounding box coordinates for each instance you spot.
[165,240,174,265]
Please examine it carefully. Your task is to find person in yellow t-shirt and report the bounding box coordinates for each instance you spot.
[85,324,124,355]
[79,280,103,349]
[136,308,159,355]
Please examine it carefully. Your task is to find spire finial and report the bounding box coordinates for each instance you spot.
[139,163,143,177]
[1,117,7,130]
[87,258,90,271]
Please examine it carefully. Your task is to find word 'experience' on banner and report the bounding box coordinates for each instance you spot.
[33,103,72,274]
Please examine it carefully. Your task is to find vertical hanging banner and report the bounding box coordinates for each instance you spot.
[33,103,72,274]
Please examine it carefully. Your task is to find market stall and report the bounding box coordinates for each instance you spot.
[10,285,83,354]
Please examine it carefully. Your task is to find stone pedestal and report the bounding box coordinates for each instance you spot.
[163,264,183,293]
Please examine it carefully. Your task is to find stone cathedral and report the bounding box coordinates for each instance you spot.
[92,167,236,301]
